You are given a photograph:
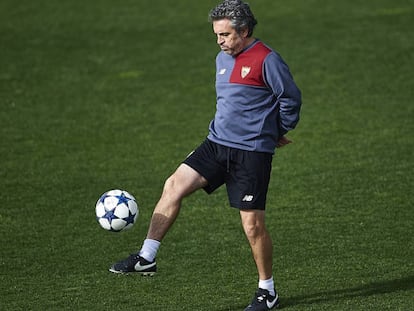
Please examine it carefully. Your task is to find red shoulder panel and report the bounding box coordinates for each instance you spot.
[229,42,271,86]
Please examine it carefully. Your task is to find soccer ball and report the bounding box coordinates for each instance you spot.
[95,189,139,232]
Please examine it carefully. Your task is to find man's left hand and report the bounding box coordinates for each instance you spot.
[276,136,292,148]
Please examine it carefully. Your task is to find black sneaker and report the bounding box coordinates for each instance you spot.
[244,288,279,311]
[109,253,156,276]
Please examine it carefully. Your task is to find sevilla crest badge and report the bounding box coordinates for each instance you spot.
[241,66,251,78]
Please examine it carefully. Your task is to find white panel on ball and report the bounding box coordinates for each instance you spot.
[95,189,139,232]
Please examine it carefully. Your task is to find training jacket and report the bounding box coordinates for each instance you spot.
[207,39,301,154]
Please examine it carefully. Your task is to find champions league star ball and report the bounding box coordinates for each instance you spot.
[95,189,139,232]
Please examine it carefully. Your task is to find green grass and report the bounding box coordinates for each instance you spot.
[1,0,413,310]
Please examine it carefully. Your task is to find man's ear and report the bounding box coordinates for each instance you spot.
[241,27,249,38]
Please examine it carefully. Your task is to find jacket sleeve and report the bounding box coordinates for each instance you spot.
[263,52,302,137]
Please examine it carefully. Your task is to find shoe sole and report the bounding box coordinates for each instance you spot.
[109,268,156,276]
[244,297,280,310]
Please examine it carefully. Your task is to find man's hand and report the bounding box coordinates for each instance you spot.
[276,136,292,148]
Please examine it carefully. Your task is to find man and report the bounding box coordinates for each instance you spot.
[109,0,301,310]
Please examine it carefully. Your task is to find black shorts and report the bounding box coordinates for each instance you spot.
[183,139,273,210]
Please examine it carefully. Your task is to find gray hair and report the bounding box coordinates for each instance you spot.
[208,0,258,37]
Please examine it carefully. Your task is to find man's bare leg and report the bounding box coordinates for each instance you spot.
[240,209,273,280]
[109,163,207,274]
[146,163,208,241]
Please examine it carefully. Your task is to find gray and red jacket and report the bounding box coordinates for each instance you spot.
[208,39,301,154]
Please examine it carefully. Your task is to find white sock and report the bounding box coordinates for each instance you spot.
[259,277,275,297]
[139,239,160,262]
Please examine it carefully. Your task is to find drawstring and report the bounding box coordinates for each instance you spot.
[226,148,230,173]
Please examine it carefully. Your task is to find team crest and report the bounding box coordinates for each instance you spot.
[241,66,251,78]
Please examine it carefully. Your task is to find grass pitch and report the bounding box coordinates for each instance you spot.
[0,0,413,310]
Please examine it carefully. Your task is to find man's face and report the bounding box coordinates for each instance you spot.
[213,19,248,56]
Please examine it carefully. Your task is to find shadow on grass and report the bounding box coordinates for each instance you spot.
[217,275,414,310]
[280,275,414,308]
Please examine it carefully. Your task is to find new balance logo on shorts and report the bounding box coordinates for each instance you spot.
[242,195,254,202]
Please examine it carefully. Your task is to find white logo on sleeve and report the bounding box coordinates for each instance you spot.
[242,195,254,202]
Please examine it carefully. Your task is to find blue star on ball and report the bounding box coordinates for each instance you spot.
[116,193,132,205]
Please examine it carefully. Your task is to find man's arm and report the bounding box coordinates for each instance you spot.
[264,52,302,137]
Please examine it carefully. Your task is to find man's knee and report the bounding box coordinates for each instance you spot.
[241,210,267,240]
[162,164,207,200]
[161,174,180,200]
[244,222,267,240]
